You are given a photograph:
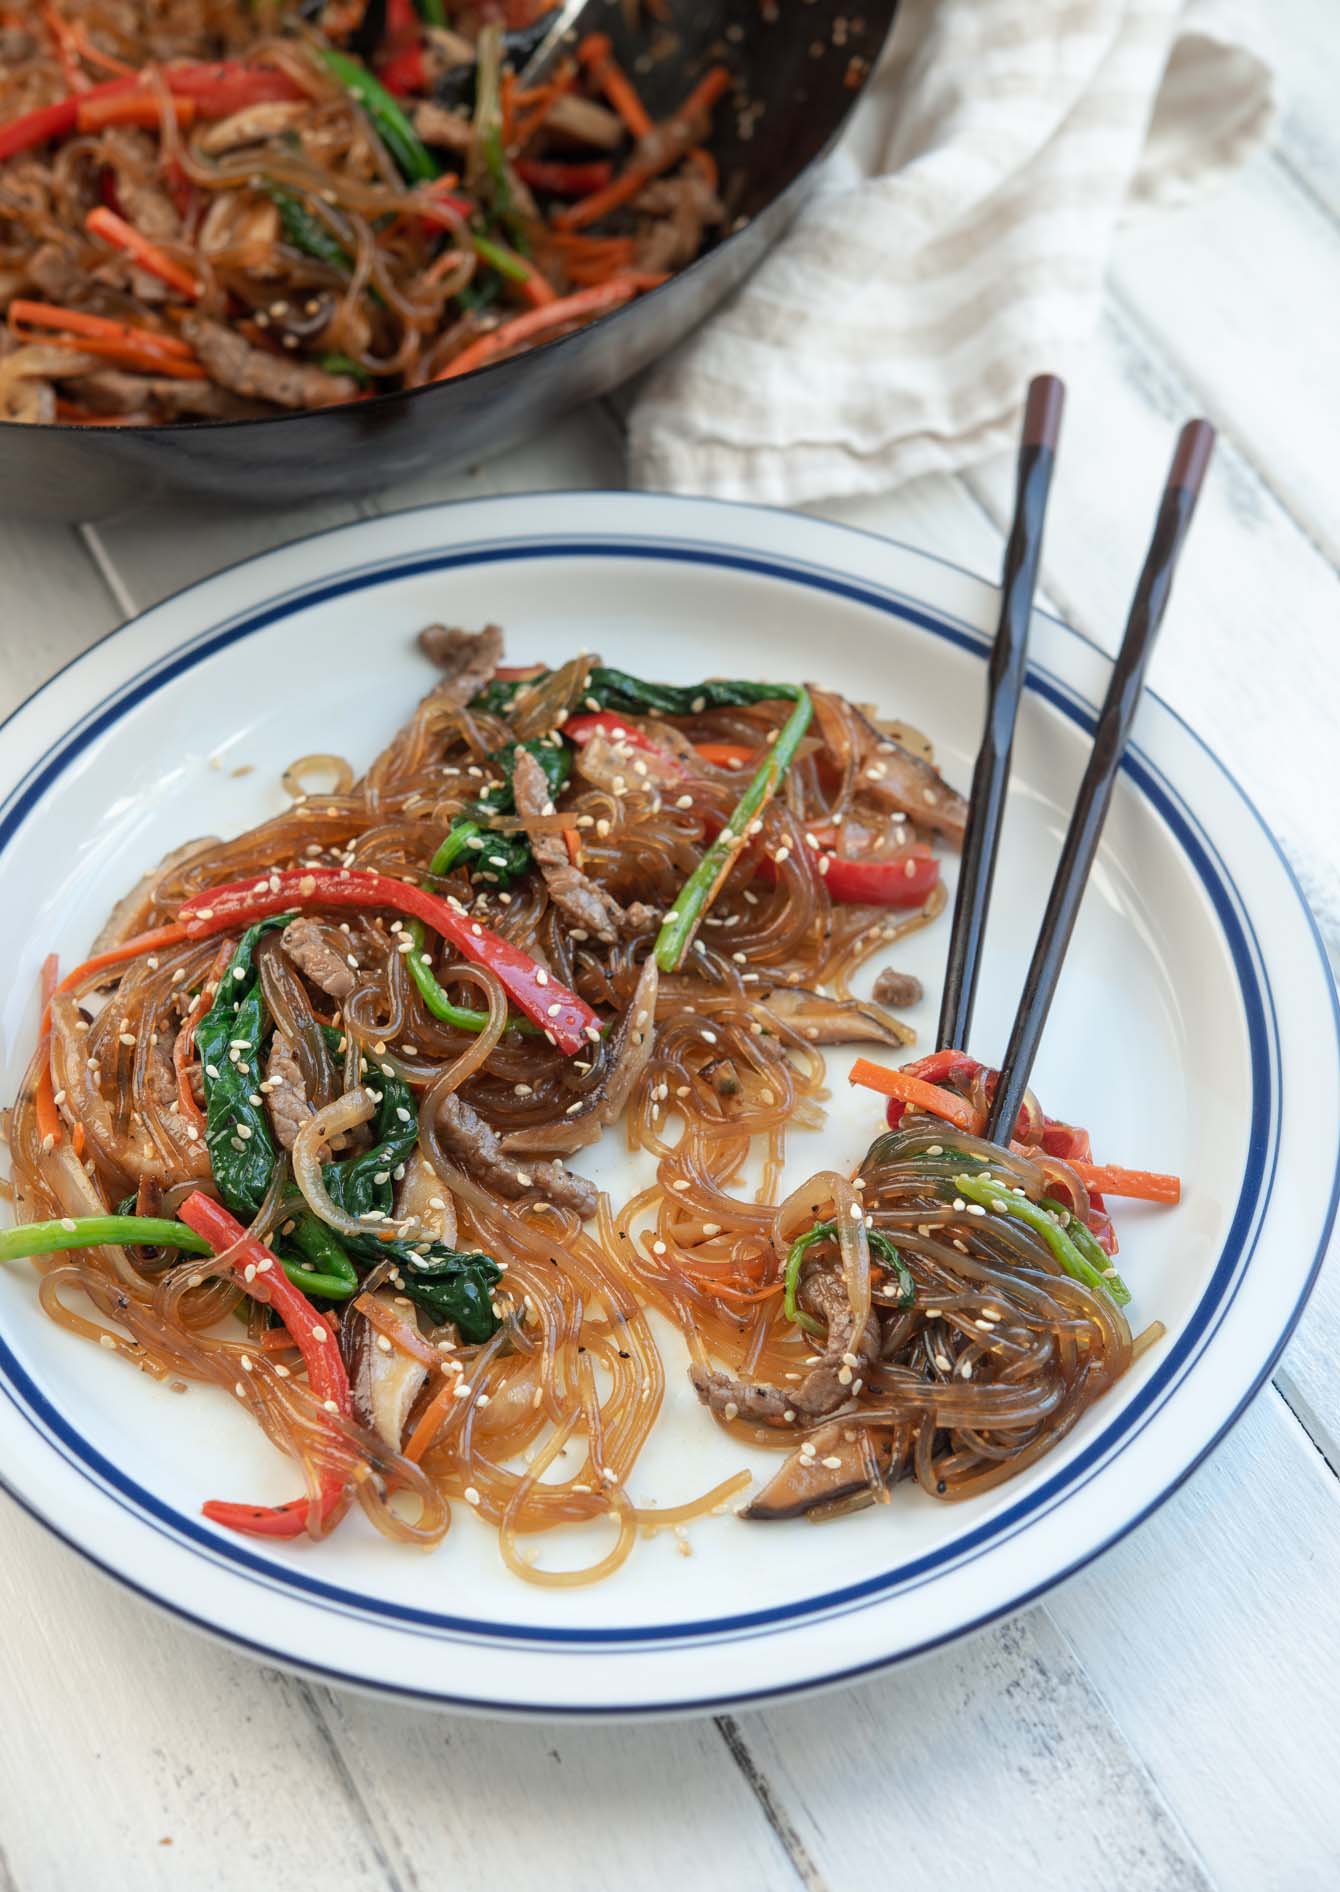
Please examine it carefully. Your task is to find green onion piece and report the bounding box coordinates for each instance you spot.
[415,0,447,21]
[267,183,352,273]
[316,47,439,184]
[427,821,482,878]
[471,232,530,285]
[402,919,540,1037]
[0,1216,212,1263]
[318,351,371,384]
[284,1215,360,1301]
[655,685,813,972]
[783,1219,912,1334]
[956,1173,1131,1306]
[783,1224,830,1336]
[1039,1196,1131,1305]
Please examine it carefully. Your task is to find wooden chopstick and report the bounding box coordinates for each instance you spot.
[983,417,1216,1146]
[937,374,1065,1052]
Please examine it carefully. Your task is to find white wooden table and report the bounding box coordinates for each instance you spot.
[2,10,1338,1886]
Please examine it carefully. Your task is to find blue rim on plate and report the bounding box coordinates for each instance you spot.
[0,505,1334,1714]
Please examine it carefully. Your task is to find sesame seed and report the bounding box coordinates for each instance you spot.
[702,1222,721,1236]
[311,1325,327,1343]
[59,1216,76,1232]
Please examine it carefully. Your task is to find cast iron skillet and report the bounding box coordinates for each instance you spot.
[0,0,897,520]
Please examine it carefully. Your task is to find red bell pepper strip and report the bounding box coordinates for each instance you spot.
[714,807,942,911]
[515,158,615,197]
[0,62,303,162]
[175,868,600,1055]
[564,710,686,772]
[376,0,427,97]
[178,1192,353,1540]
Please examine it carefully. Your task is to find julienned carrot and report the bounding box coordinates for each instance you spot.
[848,1058,980,1133]
[404,1366,465,1462]
[34,1050,62,1150]
[510,59,575,153]
[432,275,666,381]
[694,741,756,770]
[10,300,195,358]
[77,93,196,134]
[43,332,207,378]
[577,33,652,138]
[85,206,202,299]
[556,66,731,233]
[1070,1161,1181,1204]
[43,923,191,1031]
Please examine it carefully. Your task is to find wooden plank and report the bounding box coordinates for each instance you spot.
[0,1502,396,1892]
[1047,1387,1340,1891]
[1107,160,1340,565]
[312,1682,807,1892]
[737,1606,1215,1892]
[1268,0,1340,218]
[0,519,121,719]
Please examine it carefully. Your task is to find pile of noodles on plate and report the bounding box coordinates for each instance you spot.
[1,625,1177,1579]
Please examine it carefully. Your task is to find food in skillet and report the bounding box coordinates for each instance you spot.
[0,626,1176,1576]
[0,3,730,424]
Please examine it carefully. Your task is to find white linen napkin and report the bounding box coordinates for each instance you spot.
[628,0,1274,505]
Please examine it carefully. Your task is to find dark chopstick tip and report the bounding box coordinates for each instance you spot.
[1169,418,1215,497]
[1022,374,1066,450]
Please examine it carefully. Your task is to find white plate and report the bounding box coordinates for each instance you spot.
[0,493,1335,1718]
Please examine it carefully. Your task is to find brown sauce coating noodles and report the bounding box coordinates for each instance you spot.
[0,634,1152,1579]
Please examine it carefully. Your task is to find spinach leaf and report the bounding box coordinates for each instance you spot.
[585,669,791,717]
[470,668,794,721]
[196,919,288,1217]
[316,1060,502,1341]
[432,736,572,892]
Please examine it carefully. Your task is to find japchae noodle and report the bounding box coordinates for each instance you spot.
[0,3,730,425]
[1,620,1176,1576]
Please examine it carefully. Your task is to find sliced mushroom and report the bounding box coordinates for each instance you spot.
[743,1421,894,1521]
[342,1291,429,1451]
[759,984,914,1048]
[503,955,658,1155]
[395,1149,457,1245]
[846,699,968,842]
[198,100,312,155]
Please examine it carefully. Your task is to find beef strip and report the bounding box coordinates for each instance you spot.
[280,916,360,1000]
[435,1092,597,1218]
[634,171,723,274]
[181,316,358,410]
[25,242,84,301]
[872,967,924,1009]
[264,1031,313,1152]
[690,1259,881,1429]
[76,370,264,420]
[416,622,504,708]
[511,745,636,944]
